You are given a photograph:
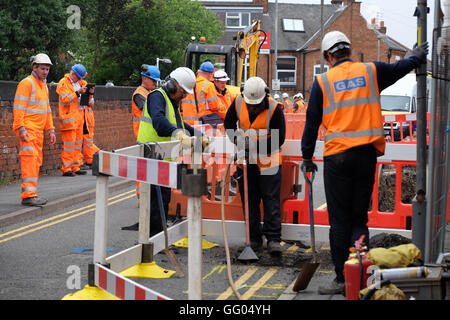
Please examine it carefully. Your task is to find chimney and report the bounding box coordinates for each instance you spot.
[378,20,387,34]
[253,0,268,14]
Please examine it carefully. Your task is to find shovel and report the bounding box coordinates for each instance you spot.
[237,159,259,262]
[293,168,319,291]
[155,185,185,277]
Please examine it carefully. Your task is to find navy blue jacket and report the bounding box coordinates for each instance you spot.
[301,56,422,159]
[145,87,196,137]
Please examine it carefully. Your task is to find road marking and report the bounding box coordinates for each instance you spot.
[241,267,279,300]
[216,265,258,300]
[0,190,135,243]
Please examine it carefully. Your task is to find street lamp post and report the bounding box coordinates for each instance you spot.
[156,58,172,69]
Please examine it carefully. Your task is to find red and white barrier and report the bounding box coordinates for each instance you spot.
[95,263,170,300]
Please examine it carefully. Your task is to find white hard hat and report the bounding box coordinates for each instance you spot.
[213,69,230,81]
[243,76,267,105]
[170,67,196,94]
[273,93,280,99]
[321,31,351,53]
[31,53,53,65]
[282,92,289,99]
[294,92,303,100]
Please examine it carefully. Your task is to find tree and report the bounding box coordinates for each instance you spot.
[0,0,74,81]
[72,0,224,86]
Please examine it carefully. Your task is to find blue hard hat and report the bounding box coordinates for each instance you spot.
[199,61,214,73]
[72,64,87,79]
[141,65,161,81]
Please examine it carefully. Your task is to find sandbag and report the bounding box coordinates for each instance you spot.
[367,243,421,268]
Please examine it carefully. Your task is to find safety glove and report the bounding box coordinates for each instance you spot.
[175,130,192,148]
[301,159,318,173]
[404,41,429,63]
[201,135,210,150]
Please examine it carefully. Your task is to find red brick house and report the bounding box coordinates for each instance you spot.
[200,0,409,100]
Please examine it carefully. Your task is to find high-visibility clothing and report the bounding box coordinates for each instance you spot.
[282,99,293,113]
[132,85,150,138]
[287,100,307,113]
[217,87,236,118]
[82,101,99,164]
[180,75,226,125]
[316,61,385,157]
[137,88,184,145]
[57,73,88,173]
[13,73,55,200]
[235,96,282,171]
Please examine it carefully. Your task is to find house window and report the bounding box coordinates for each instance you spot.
[226,12,250,28]
[313,64,329,79]
[277,56,296,85]
[282,19,304,32]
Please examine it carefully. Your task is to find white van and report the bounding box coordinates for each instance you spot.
[380,73,431,140]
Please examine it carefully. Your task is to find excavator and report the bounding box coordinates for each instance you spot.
[184,19,266,95]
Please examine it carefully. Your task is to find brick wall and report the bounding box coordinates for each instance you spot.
[0,81,136,182]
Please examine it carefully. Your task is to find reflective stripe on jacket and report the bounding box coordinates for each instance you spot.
[317,61,385,157]
[132,86,150,137]
[236,96,282,170]
[180,75,226,125]
[137,88,184,144]
[13,73,54,134]
[56,74,87,131]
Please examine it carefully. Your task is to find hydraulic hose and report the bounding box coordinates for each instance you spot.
[221,155,242,300]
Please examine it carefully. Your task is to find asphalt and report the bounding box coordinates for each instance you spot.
[1,169,448,301]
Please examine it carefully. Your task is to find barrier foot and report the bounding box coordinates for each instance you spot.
[173,236,218,249]
[61,285,120,300]
[120,262,175,279]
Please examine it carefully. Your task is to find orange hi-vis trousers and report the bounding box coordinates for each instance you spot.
[82,133,99,165]
[18,130,44,200]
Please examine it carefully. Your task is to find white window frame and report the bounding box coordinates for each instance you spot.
[277,56,297,85]
[313,64,329,79]
[282,19,305,32]
[226,12,251,28]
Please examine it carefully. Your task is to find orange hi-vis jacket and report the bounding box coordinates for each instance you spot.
[180,75,226,125]
[216,87,236,119]
[13,73,54,134]
[57,73,87,130]
[13,73,55,199]
[282,99,293,113]
[287,100,307,113]
[316,61,385,157]
[236,95,282,170]
[132,85,150,138]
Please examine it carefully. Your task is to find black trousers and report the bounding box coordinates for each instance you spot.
[323,144,376,282]
[150,185,171,237]
[236,164,282,244]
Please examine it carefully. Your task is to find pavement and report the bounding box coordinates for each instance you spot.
[1,170,448,301]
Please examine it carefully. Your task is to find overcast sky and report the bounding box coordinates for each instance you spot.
[268,0,437,52]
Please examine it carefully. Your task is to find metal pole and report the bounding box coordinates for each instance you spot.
[274,0,278,83]
[138,183,151,244]
[320,0,324,72]
[93,175,109,265]
[412,0,428,256]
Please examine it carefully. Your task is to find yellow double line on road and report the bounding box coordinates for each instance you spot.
[0,189,136,244]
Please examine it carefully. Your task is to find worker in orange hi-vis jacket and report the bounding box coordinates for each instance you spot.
[13,53,56,206]
[81,85,99,168]
[57,64,91,176]
[131,64,160,207]
[291,92,307,113]
[213,69,235,117]
[282,92,293,113]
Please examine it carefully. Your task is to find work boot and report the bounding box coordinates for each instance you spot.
[63,171,76,177]
[267,240,282,255]
[74,170,87,175]
[318,279,345,295]
[21,196,48,207]
[250,240,263,252]
[79,164,91,170]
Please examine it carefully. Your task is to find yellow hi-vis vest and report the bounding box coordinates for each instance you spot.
[317,61,385,157]
[137,88,184,144]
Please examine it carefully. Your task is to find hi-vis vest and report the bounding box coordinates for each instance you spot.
[56,74,87,131]
[180,76,226,125]
[137,88,184,144]
[317,61,385,157]
[13,73,54,134]
[236,95,283,170]
[132,85,150,138]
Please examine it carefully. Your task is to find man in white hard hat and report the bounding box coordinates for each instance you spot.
[213,69,235,116]
[273,93,280,103]
[13,53,56,206]
[124,67,207,235]
[301,30,428,295]
[292,93,306,113]
[281,92,292,113]
[223,76,286,256]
